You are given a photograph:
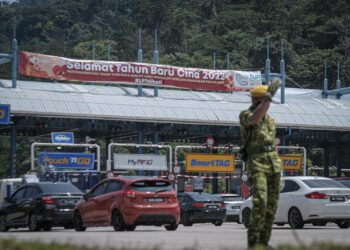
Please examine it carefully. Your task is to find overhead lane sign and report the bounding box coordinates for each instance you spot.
[51,132,74,144]
[113,153,167,171]
[279,155,303,170]
[185,153,235,173]
[38,152,95,169]
[0,104,10,125]
[19,51,262,92]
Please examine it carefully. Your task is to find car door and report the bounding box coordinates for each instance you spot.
[275,180,301,222]
[5,187,27,226]
[22,186,41,225]
[82,181,108,224]
[99,180,124,223]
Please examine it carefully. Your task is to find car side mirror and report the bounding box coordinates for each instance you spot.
[4,197,11,203]
[83,193,91,200]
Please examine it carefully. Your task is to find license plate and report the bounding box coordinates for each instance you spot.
[146,198,164,203]
[207,205,218,209]
[330,196,345,202]
[60,199,76,205]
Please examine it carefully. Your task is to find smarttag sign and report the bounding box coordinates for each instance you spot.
[51,132,74,144]
[185,153,235,173]
[38,152,95,169]
[0,104,10,125]
[280,155,303,170]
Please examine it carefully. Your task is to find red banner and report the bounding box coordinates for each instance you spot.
[19,51,261,92]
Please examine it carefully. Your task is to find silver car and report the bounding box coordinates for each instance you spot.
[218,193,243,223]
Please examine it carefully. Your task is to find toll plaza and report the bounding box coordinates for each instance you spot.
[1,37,350,193]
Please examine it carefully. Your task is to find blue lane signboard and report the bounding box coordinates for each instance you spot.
[38,152,95,169]
[51,132,74,144]
[0,104,10,125]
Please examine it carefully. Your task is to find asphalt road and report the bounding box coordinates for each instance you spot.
[0,223,349,250]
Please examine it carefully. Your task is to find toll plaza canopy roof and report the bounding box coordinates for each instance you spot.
[1,79,350,131]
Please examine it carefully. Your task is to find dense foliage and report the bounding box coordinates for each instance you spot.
[0,0,349,89]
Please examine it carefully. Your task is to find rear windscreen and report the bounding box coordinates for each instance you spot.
[188,192,222,202]
[130,180,172,192]
[302,179,346,188]
[40,183,83,194]
[221,196,242,202]
[337,180,350,188]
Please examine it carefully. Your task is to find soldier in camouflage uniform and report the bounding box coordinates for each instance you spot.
[239,80,283,249]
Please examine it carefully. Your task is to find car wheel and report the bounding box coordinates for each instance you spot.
[312,222,327,227]
[0,215,9,232]
[165,223,178,231]
[213,220,223,226]
[28,213,41,232]
[242,208,251,229]
[112,210,125,231]
[42,223,52,231]
[125,225,136,231]
[73,211,87,232]
[181,214,193,227]
[288,207,304,229]
[337,221,350,229]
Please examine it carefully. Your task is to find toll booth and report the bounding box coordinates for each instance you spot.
[174,145,242,194]
[31,142,101,191]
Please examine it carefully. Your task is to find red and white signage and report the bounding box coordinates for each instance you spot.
[19,51,262,92]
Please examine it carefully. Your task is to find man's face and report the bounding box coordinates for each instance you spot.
[251,96,266,106]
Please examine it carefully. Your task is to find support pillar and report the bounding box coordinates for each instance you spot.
[137,123,144,176]
[323,142,329,177]
[152,124,159,176]
[10,124,16,177]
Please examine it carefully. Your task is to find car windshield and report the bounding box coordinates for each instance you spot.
[40,183,83,194]
[220,195,242,202]
[130,180,172,192]
[188,192,221,202]
[336,180,350,188]
[302,179,346,188]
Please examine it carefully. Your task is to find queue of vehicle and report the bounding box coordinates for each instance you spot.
[0,175,349,232]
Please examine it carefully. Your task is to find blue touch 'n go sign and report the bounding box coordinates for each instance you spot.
[0,104,10,125]
[51,132,74,144]
[38,152,95,169]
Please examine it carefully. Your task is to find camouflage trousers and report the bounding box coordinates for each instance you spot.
[248,170,281,247]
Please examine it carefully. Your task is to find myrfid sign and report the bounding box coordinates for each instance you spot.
[19,51,262,92]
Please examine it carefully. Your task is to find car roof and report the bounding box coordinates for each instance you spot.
[218,193,239,197]
[333,177,350,180]
[284,176,334,181]
[107,176,170,184]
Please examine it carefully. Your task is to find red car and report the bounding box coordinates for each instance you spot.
[73,176,180,231]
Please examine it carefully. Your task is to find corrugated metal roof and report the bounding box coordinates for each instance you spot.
[1,79,350,131]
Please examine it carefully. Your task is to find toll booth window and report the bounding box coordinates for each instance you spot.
[280,180,300,193]
[106,181,123,193]
[130,181,172,192]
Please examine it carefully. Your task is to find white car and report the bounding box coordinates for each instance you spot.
[218,193,243,223]
[239,176,350,229]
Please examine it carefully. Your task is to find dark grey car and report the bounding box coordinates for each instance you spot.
[178,192,226,226]
[0,182,83,232]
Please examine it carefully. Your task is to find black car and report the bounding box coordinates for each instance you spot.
[178,192,226,226]
[0,182,83,232]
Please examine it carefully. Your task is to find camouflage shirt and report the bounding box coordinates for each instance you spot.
[239,106,283,173]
